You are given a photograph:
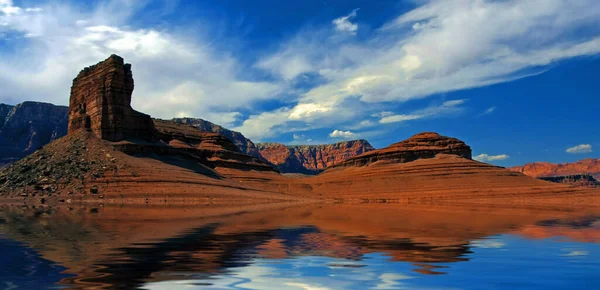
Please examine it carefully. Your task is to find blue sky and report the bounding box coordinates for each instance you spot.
[1,0,599,166]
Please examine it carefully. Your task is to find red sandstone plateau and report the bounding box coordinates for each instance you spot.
[510,158,600,180]
[0,55,598,206]
[257,140,374,174]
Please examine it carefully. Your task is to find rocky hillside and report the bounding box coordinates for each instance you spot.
[539,174,600,187]
[509,159,600,180]
[329,132,471,169]
[257,140,375,174]
[171,117,260,158]
[0,102,68,165]
[0,104,13,128]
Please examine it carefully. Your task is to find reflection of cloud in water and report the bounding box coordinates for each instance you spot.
[470,239,506,249]
[142,254,420,290]
[561,250,589,257]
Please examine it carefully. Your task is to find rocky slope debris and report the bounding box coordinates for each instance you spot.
[257,140,375,174]
[329,132,471,169]
[0,102,68,165]
[510,159,600,180]
[0,55,279,202]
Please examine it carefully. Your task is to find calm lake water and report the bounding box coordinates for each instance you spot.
[0,203,598,290]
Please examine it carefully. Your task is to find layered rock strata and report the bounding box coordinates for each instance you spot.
[510,159,600,180]
[171,117,260,158]
[330,132,471,169]
[68,55,155,142]
[257,140,375,174]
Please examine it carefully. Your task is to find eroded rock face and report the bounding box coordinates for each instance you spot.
[0,102,68,163]
[171,118,260,158]
[329,132,472,169]
[539,174,600,187]
[257,140,375,174]
[127,119,276,172]
[68,54,155,141]
[0,104,13,128]
[510,159,600,180]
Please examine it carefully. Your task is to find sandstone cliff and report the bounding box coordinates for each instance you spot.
[257,140,375,174]
[329,132,471,169]
[171,117,260,158]
[68,54,155,141]
[509,159,600,180]
[1,55,595,206]
[0,55,284,202]
[0,102,68,164]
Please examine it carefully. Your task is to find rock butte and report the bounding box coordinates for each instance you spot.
[0,55,598,206]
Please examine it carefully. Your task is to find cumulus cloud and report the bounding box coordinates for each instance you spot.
[0,0,281,123]
[329,130,357,139]
[566,144,592,154]
[332,9,359,34]
[3,0,600,143]
[250,0,600,139]
[474,154,510,162]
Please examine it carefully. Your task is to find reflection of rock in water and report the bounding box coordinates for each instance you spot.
[0,203,598,289]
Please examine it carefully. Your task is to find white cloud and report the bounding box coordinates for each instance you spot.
[378,99,466,124]
[380,114,423,124]
[566,144,592,154]
[329,130,357,139]
[2,0,600,143]
[479,106,496,116]
[0,0,281,125]
[474,154,510,162]
[332,9,359,34]
[250,0,600,140]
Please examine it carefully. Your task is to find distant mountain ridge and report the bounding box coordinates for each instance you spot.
[509,159,600,180]
[257,140,375,174]
[0,102,68,165]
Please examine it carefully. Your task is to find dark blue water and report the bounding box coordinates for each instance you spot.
[0,205,598,290]
[0,237,73,289]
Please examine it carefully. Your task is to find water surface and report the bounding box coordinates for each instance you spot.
[0,203,598,289]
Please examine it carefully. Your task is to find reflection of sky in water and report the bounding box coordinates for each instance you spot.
[143,234,600,290]
[0,236,73,290]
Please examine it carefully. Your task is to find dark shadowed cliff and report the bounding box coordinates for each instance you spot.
[0,102,68,165]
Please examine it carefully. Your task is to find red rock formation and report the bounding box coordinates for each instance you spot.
[330,132,471,169]
[257,140,375,174]
[67,54,155,141]
[151,119,275,172]
[509,159,600,180]
[171,118,261,158]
